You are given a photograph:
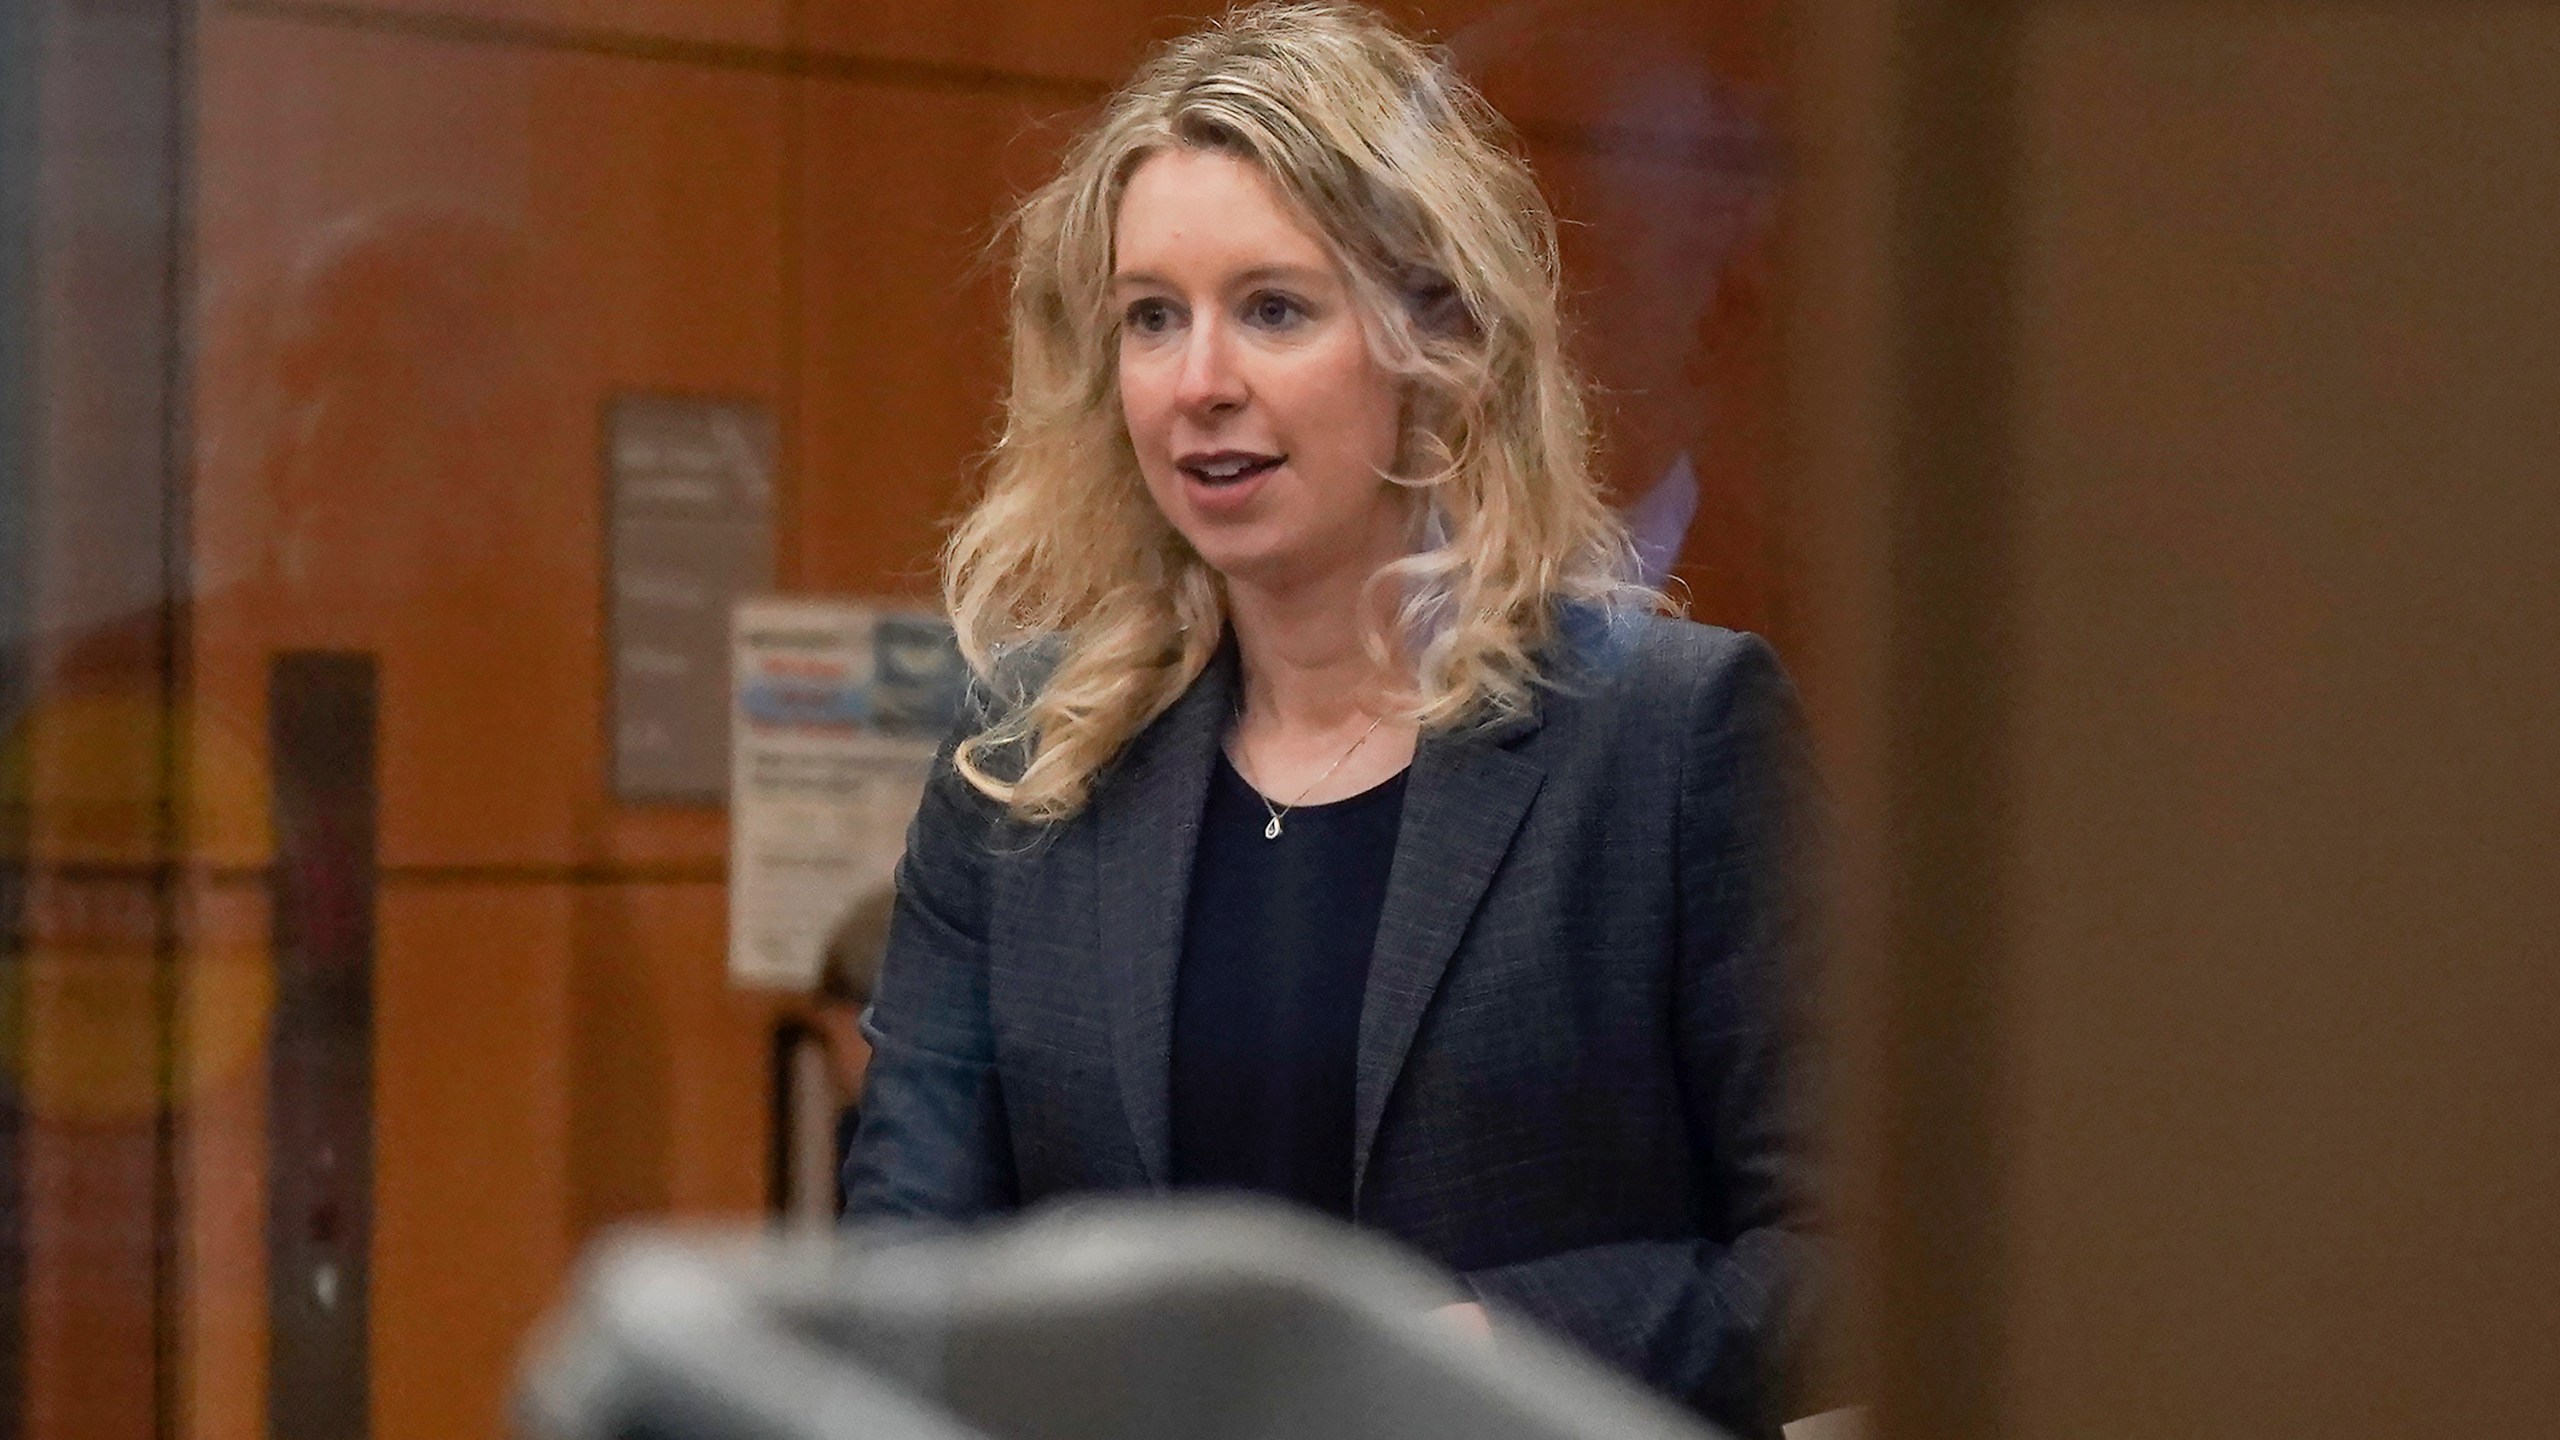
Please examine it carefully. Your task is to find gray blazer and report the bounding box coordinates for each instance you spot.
[846,610,1820,1437]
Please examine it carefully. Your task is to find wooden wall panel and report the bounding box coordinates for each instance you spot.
[177,881,274,1440]
[371,884,573,1440]
[221,0,790,52]
[802,0,1191,89]
[1448,0,1785,631]
[794,84,1081,597]
[192,10,782,872]
[568,882,781,1231]
[1426,0,1781,131]
[1529,136,1781,633]
[17,990,158,1440]
[189,15,791,1440]
[800,0,1780,120]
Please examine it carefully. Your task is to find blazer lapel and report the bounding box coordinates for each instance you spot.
[1353,711,1545,1201]
[1094,647,1235,1187]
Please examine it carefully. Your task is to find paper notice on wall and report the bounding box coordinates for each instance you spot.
[726,598,968,991]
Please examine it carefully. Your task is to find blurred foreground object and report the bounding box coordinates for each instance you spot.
[517,1200,1727,1440]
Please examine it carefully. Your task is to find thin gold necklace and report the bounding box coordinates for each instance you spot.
[1230,703,1387,840]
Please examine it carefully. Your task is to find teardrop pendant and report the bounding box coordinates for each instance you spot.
[1263,816,1283,840]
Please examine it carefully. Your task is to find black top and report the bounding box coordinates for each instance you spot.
[1168,750,1407,1219]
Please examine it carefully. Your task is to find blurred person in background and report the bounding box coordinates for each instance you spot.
[772,889,888,1220]
[845,5,1821,1434]
[809,889,890,1212]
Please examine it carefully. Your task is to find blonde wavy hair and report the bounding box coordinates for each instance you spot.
[947,1,1649,821]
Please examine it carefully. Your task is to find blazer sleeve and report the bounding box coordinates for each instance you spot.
[841,725,1021,1223]
[1458,632,1824,1439]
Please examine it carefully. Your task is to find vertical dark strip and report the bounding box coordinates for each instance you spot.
[768,1021,803,1215]
[0,1,44,1430]
[150,0,199,1436]
[1871,2,2024,1439]
[9,0,189,1429]
[267,655,378,1440]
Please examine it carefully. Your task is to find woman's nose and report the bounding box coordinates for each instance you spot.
[1172,320,1246,415]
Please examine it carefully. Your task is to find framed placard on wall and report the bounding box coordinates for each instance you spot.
[605,393,775,803]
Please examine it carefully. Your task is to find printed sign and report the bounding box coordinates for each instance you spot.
[726,598,967,990]
[607,393,776,802]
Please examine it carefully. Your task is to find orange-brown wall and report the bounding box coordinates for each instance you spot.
[135,3,1787,1439]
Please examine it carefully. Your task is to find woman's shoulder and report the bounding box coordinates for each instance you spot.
[1536,608,1811,825]
[1546,603,1785,711]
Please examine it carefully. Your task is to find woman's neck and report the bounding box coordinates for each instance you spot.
[1221,567,1423,806]
[1224,567,1406,732]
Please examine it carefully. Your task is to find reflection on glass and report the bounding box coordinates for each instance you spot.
[5,3,1789,1437]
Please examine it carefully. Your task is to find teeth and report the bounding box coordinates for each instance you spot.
[1194,456,1267,480]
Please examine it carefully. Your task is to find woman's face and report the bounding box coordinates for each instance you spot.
[1113,147,1407,594]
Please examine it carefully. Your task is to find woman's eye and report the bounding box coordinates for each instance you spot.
[1246,292,1306,329]
[1124,298,1175,335]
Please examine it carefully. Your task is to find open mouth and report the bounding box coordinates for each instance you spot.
[1177,451,1285,487]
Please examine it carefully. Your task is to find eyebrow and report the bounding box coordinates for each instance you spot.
[1110,263,1335,291]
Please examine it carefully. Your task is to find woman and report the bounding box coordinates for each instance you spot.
[846,5,1818,1433]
